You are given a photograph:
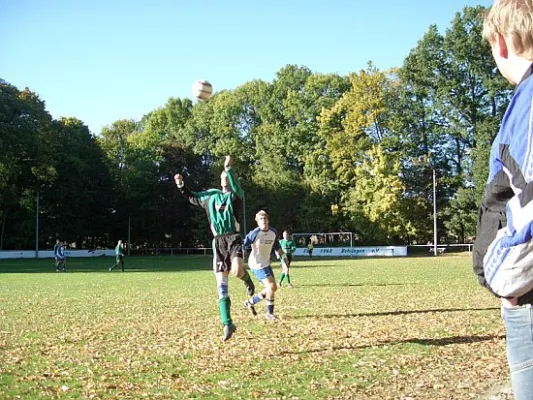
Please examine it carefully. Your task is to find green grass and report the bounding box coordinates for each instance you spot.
[0,255,508,399]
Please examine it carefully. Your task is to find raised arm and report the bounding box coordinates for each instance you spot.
[174,174,214,209]
[224,156,244,199]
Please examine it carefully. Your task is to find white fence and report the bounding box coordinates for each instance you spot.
[153,248,212,256]
[294,246,407,257]
[3,244,476,259]
[0,248,213,259]
[0,250,115,259]
[410,244,473,255]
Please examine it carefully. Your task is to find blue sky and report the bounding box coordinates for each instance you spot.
[1,0,492,134]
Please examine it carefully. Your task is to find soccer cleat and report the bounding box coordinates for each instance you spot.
[222,323,237,342]
[245,280,255,297]
[287,283,294,289]
[265,313,277,321]
[244,300,257,316]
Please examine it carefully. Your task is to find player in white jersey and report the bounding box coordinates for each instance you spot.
[243,210,288,320]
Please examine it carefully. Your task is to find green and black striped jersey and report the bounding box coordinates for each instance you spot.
[178,168,244,237]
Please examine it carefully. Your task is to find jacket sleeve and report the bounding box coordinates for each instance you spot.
[473,204,505,295]
[472,169,515,296]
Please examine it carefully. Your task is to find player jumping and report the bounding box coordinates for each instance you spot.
[174,155,255,341]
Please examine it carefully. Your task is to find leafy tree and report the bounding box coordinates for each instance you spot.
[312,64,408,242]
[442,187,478,243]
[0,81,55,249]
[41,118,115,247]
[394,6,511,243]
[97,119,141,243]
[344,145,409,243]
[139,97,193,152]
[157,142,213,247]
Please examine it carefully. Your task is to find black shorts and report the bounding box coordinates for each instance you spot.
[213,233,243,273]
[286,253,293,266]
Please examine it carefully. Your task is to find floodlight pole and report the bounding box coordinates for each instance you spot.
[350,232,354,258]
[433,169,438,257]
[243,192,247,235]
[35,191,39,258]
[128,215,131,256]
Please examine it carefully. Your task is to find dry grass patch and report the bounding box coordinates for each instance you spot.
[0,255,509,399]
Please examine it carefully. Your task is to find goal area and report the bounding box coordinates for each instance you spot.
[291,232,354,248]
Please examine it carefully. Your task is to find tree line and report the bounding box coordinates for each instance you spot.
[0,6,512,250]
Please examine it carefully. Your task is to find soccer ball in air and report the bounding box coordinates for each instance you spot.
[192,80,213,101]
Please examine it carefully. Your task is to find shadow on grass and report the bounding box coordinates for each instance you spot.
[279,334,505,355]
[295,283,412,288]
[291,307,500,319]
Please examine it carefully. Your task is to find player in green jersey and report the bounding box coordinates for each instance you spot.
[109,240,125,272]
[279,230,296,288]
[174,155,255,342]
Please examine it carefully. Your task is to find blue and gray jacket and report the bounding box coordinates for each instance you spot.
[473,65,533,300]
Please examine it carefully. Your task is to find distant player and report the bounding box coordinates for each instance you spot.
[307,240,314,260]
[55,241,67,272]
[109,240,125,272]
[53,239,61,272]
[174,155,255,342]
[243,210,288,320]
[279,230,296,288]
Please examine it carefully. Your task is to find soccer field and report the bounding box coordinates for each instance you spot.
[0,255,508,399]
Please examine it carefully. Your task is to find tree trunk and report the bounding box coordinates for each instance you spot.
[0,208,7,250]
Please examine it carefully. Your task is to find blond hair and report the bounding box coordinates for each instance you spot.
[255,210,269,220]
[483,0,533,58]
